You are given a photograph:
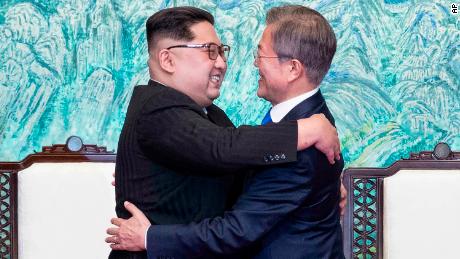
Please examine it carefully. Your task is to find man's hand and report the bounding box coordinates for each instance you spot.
[339,182,347,216]
[105,201,151,251]
[297,113,341,164]
[112,172,115,186]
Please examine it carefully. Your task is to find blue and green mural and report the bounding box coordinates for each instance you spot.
[0,0,459,167]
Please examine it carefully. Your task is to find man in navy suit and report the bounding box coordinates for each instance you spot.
[107,5,345,259]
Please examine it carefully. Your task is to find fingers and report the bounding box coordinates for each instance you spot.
[112,172,115,186]
[335,137,341,161]
[110,243,124,250]
[106,227,119,235]
[312,118,341,164]
[106,236,126,250]
[339,183,348,216]
[105,235,118,244]
[111,217,125,227]
[326,150,335,165]
[335,153,341,161]
[339,198,347,216]
[124,201,144,218]
[340,183,347,198]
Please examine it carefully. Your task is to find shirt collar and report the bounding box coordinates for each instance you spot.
[150,78,167,86]
[270,87,319,123]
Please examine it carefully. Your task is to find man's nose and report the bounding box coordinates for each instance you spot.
[215,54,227,69]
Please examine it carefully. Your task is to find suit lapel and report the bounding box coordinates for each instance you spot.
[281,90,326,121]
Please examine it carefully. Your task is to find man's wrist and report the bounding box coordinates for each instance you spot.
[297,118,315,150]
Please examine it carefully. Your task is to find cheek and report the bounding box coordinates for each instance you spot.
[259,62,275,77]
[189,65,210,82]
[187,57,210,72]
[258,64,266,75]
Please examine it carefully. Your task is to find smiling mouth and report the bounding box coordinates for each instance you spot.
[210,75,221,83]
[257,71,263,80]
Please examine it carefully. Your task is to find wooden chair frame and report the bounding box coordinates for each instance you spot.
[0,138,115,258]
[342,144,460,259]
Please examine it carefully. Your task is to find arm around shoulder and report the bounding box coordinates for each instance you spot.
[137,104,298,171]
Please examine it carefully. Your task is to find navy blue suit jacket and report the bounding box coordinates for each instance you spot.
[110,81,299,259]
[147,90,345,259]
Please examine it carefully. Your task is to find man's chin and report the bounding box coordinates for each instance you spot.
[207,92,220,102]
[256,87,265,99]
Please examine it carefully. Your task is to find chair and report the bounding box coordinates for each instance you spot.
[0,136,116,259]
[342,143,460,259]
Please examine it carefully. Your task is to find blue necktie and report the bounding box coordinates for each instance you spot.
[261,109,272,125]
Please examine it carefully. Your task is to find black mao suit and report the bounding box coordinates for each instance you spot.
[109,80,299,259]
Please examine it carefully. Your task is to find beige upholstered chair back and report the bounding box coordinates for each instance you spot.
[383,169,460,259]
[342,143,460,259]
[0,137,116,259]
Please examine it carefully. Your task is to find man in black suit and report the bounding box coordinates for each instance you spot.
[107,6,343,259]
[107,5,346,259]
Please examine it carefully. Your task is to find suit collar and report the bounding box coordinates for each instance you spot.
[270,87,320,122]
[147,79,210,119]
[148,79,166,88]
[281,90,325,121]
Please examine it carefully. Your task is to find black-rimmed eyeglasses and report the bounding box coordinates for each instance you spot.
[167,43,231,61]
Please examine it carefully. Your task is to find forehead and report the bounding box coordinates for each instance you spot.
[189,21,221,44]
[258,25,274,51]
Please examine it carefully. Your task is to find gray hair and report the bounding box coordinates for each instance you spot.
[266,5,336,85]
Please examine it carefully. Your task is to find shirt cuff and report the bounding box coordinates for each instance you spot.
[145,226,148,250]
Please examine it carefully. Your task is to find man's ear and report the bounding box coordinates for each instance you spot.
[158,49,175,73]
[287,59,303,82]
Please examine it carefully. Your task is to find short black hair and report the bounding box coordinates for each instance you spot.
[146,6,214,51]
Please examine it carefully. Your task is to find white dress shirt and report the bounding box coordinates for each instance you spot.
[269,87,320,123]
